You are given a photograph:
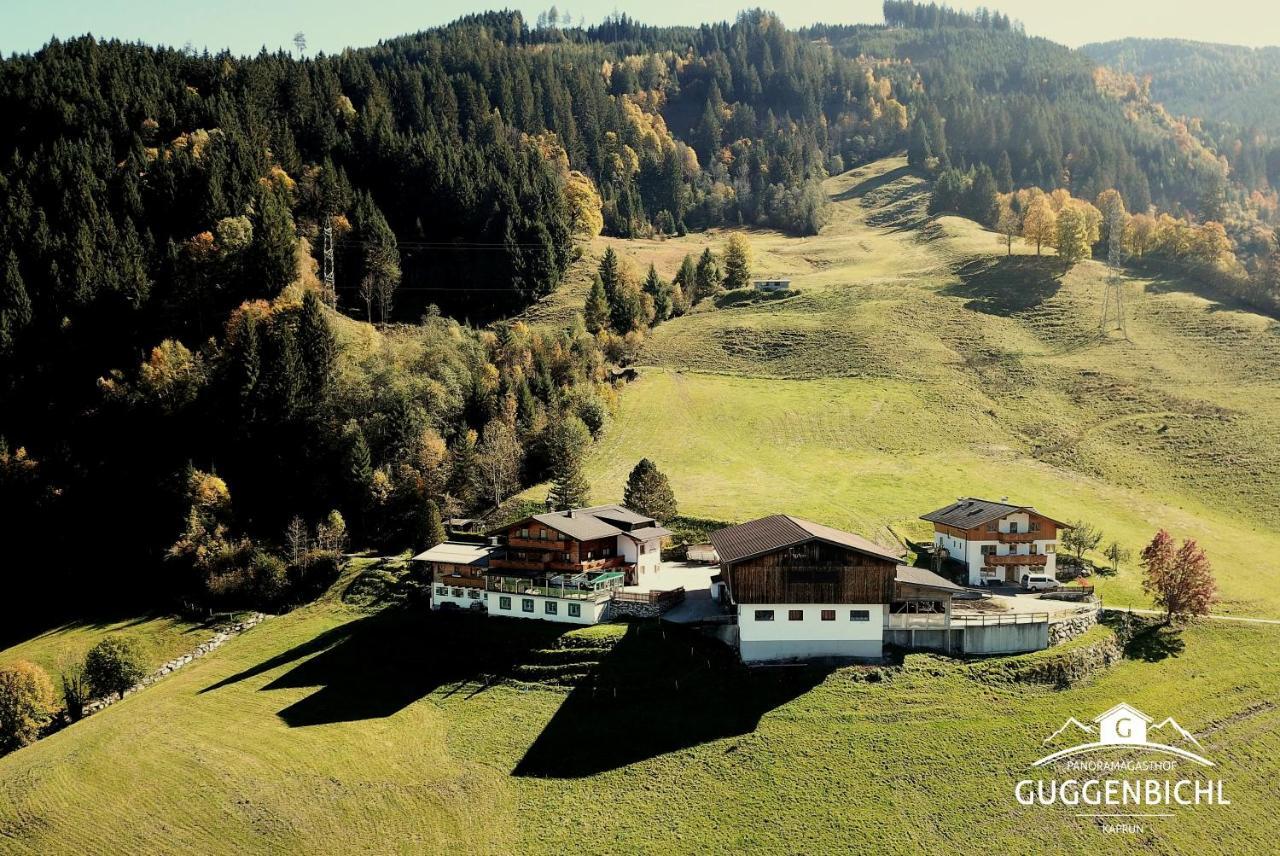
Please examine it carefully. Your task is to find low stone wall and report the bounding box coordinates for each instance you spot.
[1048,607,1099,646]
[972,625,1121,689]
[80,613,269,717]
[608,599,664,620]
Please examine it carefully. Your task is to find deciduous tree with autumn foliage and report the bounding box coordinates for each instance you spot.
[1140,529,1217,623]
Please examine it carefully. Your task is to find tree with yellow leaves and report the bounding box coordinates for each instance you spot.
[1022,193,1057,256]
[1054,203,1093,265]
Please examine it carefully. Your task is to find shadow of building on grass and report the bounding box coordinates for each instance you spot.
[200,609,568,726]
[512,622,832,779]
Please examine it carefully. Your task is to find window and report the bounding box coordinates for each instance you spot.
[545,601,558,615]
[435,586,446,596]
[987,522,997,532]
[1031,521,1042,532]
[981,545,996,555]
[562,552,572,562]
[1045,544,1056,554]
[568,603,581,618]
[821,609,836,621]
[499,596,512,610]
[522,598,534,613]
[788,609,804,621]
[468,589,480,599]
[452,588,463,597]
[540,529,549,540]
[754,609,775,622]
[639,544,647,555]
[1009,522,1020,534]
[1029,544,1038,555]
[850,609,870,622]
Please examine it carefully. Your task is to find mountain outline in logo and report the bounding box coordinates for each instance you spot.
[1034,703,1213,767]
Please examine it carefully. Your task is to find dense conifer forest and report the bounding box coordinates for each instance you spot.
[2,2,1278,621]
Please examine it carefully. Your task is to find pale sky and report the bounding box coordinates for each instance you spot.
[2,0,1277,58]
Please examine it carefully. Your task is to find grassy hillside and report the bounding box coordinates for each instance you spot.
[535,157,1280,617]
[0,615,211,679]
[1,597,1277,854]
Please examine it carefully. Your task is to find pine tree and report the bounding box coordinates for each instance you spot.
[0,250,33,354]
[643,263,671,321]
[253,188,298,296]
[964,165,1000,227]
[722,234,752,290]
[996,150,1014,193]
[341,421,373,511]
[598,247,620,299]
[694,248,721,302]
[907,117,933,167]
[297,290,336,403]
[419,499,446,551]
[622,458,677,522]
[545,415,591,510]
[584,274,610,333]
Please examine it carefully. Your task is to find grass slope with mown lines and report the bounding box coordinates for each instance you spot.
[0,598,1277,855]
[0,615,213,679]
[526,156,1280,618]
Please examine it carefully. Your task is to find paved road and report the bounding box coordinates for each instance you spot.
[1116,608,1280,626]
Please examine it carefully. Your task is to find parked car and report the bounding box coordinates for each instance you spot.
[1021,573,1059,592]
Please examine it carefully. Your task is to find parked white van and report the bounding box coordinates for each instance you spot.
[1021,573,1058,591]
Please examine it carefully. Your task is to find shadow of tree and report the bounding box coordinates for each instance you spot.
[830,164,918,203]
[942,256,1068,315]
[1124,623,1186,663]
[201,609,569,726]
[513,622,832,779]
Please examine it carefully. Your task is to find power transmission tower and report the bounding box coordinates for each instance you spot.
[1100,208,1129,339]
[322,217,336,306]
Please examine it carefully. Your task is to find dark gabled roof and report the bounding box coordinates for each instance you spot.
[920,498,1070,530]
[492,504,660,542]
[709,515,901,566]
[894,565,965,593]
[623,525,674,542]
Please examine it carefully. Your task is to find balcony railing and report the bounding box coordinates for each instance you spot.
[507,536,567,550]
[996,531,1040,543]
[548,556,625,573]
[488,557,549,572]
[886,613,950,629]
[951,611,1049,626]
[983,553,1049,566]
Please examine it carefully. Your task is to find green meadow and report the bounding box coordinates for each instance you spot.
[548,157,1280,618]
[4,157,1280,854]
[1,597,1276,854]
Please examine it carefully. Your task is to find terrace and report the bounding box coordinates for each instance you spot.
[484,570,625,601]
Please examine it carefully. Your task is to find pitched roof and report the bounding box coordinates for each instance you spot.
[410,541,493,566]
[1093,703,1153,724]
[894,565,965,592]
[920,497,1070,530]
[497,504,661,542]
[623,525,674,542]
[709,515,901,565]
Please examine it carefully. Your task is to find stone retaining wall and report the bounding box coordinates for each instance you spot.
[80,613,269,717]
[1048,607,1099,646]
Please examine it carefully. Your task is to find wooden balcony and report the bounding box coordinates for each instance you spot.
[996,531,1040,543]
[984,553,1048,567]
[488,557,548,572]
[548,556,626,573]
[507,536,568,550]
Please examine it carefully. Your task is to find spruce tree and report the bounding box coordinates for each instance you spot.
[722,234,752,291]
[584,274,610,333]
[419,499,446,551]
[598,247,620,299]
[298,290,336,403]
[0,250,33,354]
[623,458,678,522]
[341,421,373,511]
[253,187,298,296]
[996,150,1014,193]
[545,415,591,510]
[694,248,721,302]
[907,117,933,167]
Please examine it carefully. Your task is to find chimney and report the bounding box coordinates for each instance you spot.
[564,509,575,518]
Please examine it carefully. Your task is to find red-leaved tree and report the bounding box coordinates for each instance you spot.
[1141,529,1216,623]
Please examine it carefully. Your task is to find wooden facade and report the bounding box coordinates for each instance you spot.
[724,541,896,604]
[931,512,1060,542]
